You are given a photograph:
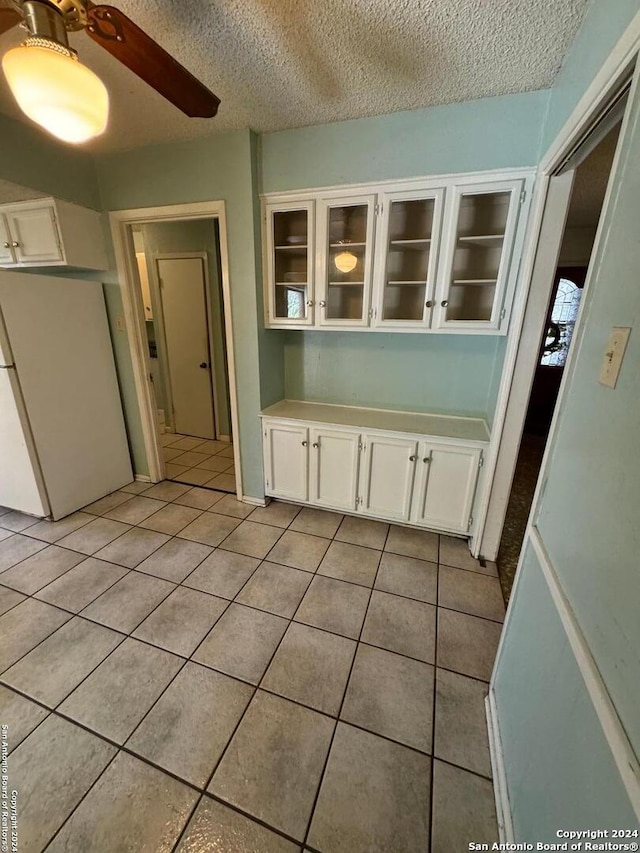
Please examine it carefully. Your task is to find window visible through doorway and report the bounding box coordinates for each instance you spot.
[540,276,582,367]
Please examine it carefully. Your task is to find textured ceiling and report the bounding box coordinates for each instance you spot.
[0,0,590,153]
[0,179,46,204]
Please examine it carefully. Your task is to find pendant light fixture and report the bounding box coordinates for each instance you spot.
[2,1,108,144]
[334,249,358,273]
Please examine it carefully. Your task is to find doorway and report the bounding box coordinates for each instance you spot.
[110,201,242,497]
[496,121,622,599]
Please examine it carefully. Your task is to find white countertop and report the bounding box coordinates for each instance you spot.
[261,400,490,443]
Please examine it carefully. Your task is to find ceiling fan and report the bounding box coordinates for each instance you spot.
[0,0,220,143]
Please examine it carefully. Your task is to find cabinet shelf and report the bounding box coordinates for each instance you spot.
[387,280,427,286]
[451,278,497,286]
[328,281,365,287]
[276,281,307,286]
[457,234,504,246]
[389,239,431,249]
[329,242,366,249]
[275,244,308,250]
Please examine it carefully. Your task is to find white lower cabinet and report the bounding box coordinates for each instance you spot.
[262,413,486,536]
[359,434,417,521]
[263,422,308,502]
[410,442,482,533]
[309,428,360,510]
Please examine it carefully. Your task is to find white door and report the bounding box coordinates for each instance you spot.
[264,422,308,501]
[309,427,360,511]
[158,257,215,439]
[0,215,16,265]
[359,434,417,521]
[412,442,481,533]
[6,205,64,264]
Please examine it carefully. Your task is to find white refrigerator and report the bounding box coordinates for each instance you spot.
[0,271,133,520]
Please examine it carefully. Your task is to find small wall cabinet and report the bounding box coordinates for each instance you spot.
[0,198,107,271]
[262,402,488,536]
[262,170,533,335]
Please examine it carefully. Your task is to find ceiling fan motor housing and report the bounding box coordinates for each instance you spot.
[25,0,88,32]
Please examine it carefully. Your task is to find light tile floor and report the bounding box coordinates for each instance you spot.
[0,492,504,852]
[161,432,236,493]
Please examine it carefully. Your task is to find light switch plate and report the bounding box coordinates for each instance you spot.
[115,315,126,332]
[599,326,631,388]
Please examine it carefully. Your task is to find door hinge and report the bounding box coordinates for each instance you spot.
[374,202,382,216]
[500,308,506,321]
[520,189,526,205]
[468,514,474,529]
[478,452,484,469]
[356,496,363,505]
[266,478,269,488]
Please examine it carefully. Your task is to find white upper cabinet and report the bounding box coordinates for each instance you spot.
[433,179,524,332]
[263,170,533,334]
[265,201,315,326]
[316,195,376,327]
[0,198,107,270]
[0,216,13,265]
[372,188,445,329]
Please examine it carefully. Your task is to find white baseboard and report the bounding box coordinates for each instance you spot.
[134,474,152,483]
[218,434,231,442]
[486,690,514,843]
[241,495,268,507]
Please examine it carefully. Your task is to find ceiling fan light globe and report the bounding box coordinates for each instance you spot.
[2,44,109,144]
[334,250,358,273]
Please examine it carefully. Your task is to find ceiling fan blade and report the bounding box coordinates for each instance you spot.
[0,3,21,36]
[84,4,220,118]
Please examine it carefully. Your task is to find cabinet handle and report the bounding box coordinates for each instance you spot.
[425,300,433,308]
[312,442,319,448]
[11,241,19,248]
[306,300,314,307]
[409,454,417,462]
[423,456,431,464]
[318,300,326,308]
[441,300,449,307]
[301,440,308,447]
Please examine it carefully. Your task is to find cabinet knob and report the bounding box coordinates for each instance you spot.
[306,300,314,306]
[312,442,319,448]
[3,242,9,249]
[11,241,19,248]
[301,440,308,447]
[409,454,417,462]
[318,300,326,308]
[425,300,433,308]
[423,456,431,464]
[441,300,449,307]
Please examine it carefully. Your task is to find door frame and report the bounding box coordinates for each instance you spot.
[473,16,640,560]
[110,201,243,498]
[149,251,222,439]
[484,14,640,843]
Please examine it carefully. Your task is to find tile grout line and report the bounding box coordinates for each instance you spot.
[428,534,442,852]
[300,521,391,850]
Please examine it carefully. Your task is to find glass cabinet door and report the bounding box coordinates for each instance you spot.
[435,180,523,331]
[374,189,444,327]
[267,202,314,325]
[317,195,375,326]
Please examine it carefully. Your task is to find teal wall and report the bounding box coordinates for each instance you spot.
[95,129,284,498]
[261,90,548,193]
[283,331,504,420]
[541,0,640,152]
[494,545,637,839]
[139,219,231,438]
[0,114,101,210]
[495,4,640,836]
